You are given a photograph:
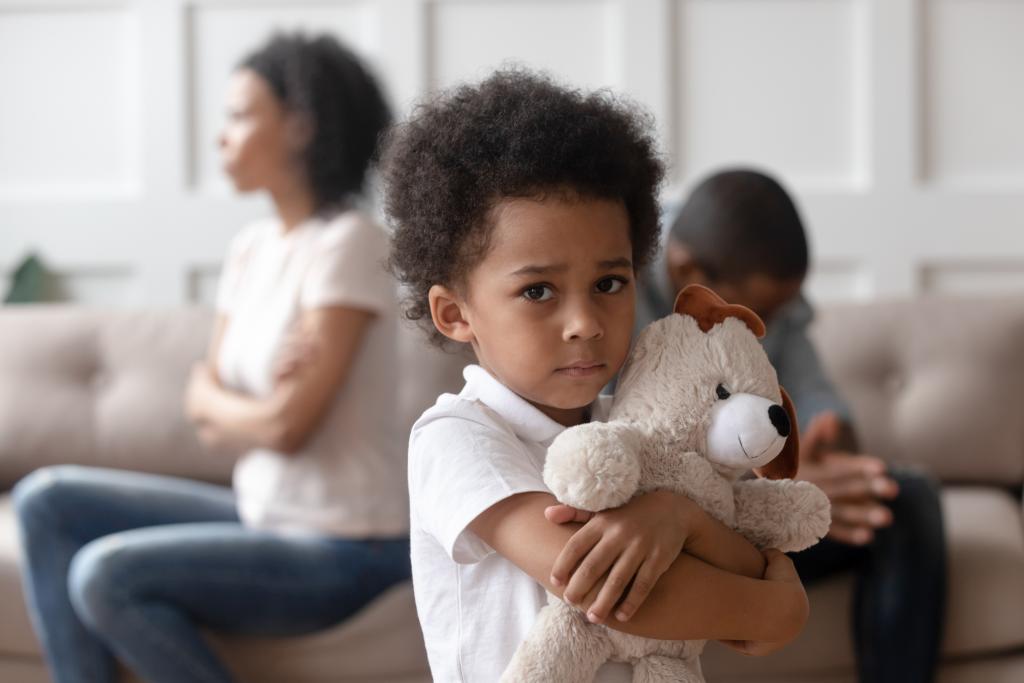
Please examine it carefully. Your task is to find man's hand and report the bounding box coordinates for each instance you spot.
[797,411,899,545]
[545,490,705,625]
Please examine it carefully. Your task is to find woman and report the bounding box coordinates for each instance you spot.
[13,33,408,683]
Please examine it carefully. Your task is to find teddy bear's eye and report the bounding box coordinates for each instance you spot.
[716,384,731,400]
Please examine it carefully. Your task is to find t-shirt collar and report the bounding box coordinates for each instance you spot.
[461,365,571,444]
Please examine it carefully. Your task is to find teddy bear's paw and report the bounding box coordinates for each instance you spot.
[544,422,641,511]
[784,481,832,551]
[732,478,831,552]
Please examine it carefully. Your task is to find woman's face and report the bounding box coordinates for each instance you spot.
[218,69,299,193]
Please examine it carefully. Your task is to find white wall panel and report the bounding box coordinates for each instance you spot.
[805,260,873,304]
[674,0,868,190]
[924,0,1024,187]
[188,1,380,194]
[0,6,138,198]
[56,268,139,307]
[920,263,1024,296]
[429,0,618,90]
[186,265,221,306]
[0,0,1022,307]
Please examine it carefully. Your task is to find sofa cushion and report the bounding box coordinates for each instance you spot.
[0,307,230,489]
[0,494,430,681]
[812,296,1024,485]
[702,486,1024,677]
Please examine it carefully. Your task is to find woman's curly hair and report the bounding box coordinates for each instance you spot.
[382,68,665,346]
[241,33,391,213]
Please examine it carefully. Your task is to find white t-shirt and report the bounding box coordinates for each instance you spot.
[408,364,630,682]
[215,210,407,537]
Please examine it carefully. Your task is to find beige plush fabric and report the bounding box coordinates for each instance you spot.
[0,307,228,488]
[0,295,1022,682]
[811,296,1024,485]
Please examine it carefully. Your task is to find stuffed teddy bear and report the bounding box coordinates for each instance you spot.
[501,284,831,683]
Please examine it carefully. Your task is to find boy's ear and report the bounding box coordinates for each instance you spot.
[665,239,708,293]
[428,285,475,344]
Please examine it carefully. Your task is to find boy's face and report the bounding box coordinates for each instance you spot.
[433,195,635,425]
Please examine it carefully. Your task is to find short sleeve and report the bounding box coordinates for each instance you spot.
[300,215,395,313]
[409,408,549,564]
[215,226,259,314]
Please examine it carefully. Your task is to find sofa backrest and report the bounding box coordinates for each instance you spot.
[812,295,1024,486]
[0,306,222,488]
[0,306,470,490]
[2,296,1021,490]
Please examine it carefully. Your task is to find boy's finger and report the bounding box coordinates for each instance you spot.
[562,538,619,606]
[585,545,644,624]
[614,554,667,622]
[544,504,594,525]
[550,525,601,588]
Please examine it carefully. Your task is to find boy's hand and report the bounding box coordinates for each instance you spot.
[717,549,807,656]
[547,490,706,625]
[798,412,899,546]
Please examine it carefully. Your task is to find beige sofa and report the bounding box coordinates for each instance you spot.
[1,295,1022,682]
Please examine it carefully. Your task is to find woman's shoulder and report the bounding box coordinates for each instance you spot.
[315,210,388,251]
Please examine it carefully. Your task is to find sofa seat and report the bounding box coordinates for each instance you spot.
[0,495,430,683]
[702,485,1024,680]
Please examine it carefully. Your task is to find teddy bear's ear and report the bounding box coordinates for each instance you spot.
[754,387,800,480]
[672,284,766,339]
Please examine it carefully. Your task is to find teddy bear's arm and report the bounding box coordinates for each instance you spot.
[732,478,831,553]
[543,422,644,511]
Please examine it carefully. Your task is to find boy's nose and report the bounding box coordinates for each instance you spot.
[562,303,604,342]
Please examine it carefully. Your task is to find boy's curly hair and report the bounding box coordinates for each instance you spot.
[382,68,665,346]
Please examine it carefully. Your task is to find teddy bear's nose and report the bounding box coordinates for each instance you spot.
[768,404,790,437]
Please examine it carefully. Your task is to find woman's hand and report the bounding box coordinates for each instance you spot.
[185,362,216,423]
[717,548,808,655]
[547,490,706,625]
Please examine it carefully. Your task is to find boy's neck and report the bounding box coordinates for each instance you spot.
[528,401,591,428]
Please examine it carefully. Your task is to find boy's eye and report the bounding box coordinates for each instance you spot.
[522,285,554,302]
[716,384,731,400]
[595,277,626,294]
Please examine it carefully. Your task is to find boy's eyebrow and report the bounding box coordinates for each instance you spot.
[599,257,633,270]
[509,258,633,277]
[509,263,568,277]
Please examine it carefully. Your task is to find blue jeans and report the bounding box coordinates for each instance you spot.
[790,468,947,683]
[13,465,411,683]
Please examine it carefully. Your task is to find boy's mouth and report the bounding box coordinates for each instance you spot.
[555,361,606,378]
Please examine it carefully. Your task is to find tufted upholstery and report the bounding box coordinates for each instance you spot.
[0,296,1022,682]
[811,296,1024,485]
[0,305,470,683]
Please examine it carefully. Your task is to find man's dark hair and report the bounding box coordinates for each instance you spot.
[383,68,665,345]
[670,168,809,282]
[241,33,392,213]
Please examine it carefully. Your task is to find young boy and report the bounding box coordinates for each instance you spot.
[384,72,811,682]
[638,168,947,683]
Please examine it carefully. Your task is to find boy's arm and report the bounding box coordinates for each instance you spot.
[470,491,808,644]
[548,491,765,587]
